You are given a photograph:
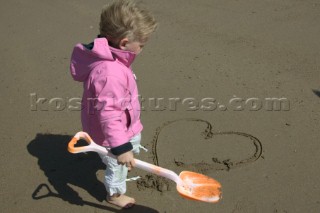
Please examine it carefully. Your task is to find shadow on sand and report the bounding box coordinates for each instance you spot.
[312,89,320,98]
[27,133,159,213]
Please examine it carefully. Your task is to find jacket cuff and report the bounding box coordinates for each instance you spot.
[110,142,133,156]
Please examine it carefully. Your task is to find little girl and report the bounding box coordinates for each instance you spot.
[70,0,157,208]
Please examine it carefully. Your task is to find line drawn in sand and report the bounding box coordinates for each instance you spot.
[136,118,263,192]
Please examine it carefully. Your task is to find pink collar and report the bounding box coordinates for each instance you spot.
[109,45,137,67]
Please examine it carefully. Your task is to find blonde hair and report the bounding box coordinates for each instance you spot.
[100,0,157,44]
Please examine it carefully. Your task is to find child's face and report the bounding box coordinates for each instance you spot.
[119,38,145,55]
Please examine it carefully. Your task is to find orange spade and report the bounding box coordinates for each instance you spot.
[68,132,222,203]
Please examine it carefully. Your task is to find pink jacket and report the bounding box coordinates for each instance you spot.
[70,38,143,155]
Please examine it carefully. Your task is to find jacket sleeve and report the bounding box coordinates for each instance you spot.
[92,75,132,155]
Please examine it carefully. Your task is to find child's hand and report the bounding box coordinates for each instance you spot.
[117,151,135,170]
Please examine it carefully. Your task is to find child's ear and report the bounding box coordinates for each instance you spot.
[119,38,129,50]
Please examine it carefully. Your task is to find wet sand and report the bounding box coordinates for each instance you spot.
[1,0,320,212]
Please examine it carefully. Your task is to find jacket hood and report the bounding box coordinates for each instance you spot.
[70,37,136,82]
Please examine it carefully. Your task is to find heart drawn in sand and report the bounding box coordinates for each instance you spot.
[137,118,262,192]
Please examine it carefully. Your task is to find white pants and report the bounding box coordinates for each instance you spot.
[99,133,141,196]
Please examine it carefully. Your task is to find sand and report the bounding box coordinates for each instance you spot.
[1,0,320,212]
